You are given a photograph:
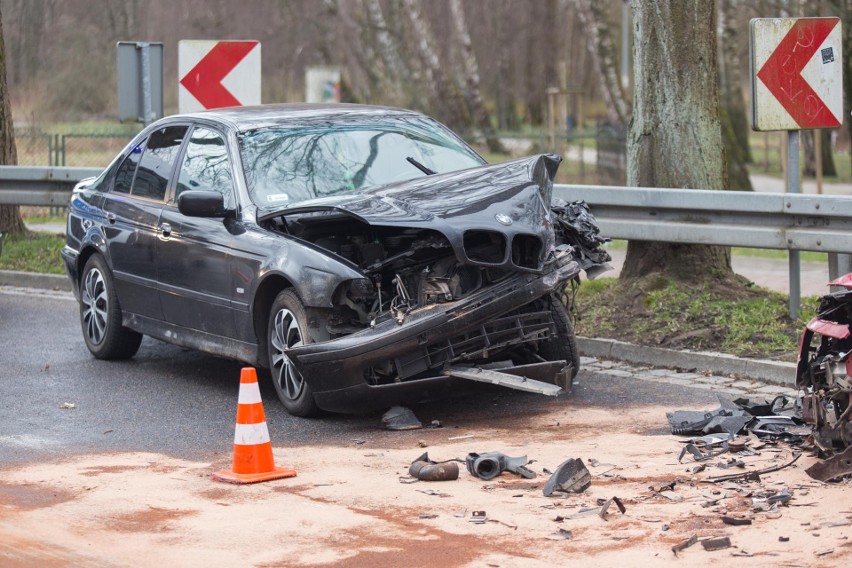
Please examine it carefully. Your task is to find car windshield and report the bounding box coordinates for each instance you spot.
[239,116,484,209]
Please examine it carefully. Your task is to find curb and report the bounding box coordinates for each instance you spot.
[0,269,71,292]
[1,269,798,387]
[577,337,796,388]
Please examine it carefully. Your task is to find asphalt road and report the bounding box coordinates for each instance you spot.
[0,286,721,466]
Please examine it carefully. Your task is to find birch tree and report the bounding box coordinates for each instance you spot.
[621,1,732,281]
[0,5,26,236]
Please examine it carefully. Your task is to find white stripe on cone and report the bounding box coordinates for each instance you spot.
[234,422,271,446]
[237,381,263,405]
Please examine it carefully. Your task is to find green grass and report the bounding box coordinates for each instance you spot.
[604,239,828,263]
[0,232,66,274]
[574,276,817,361]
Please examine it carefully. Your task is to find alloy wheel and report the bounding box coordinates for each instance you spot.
[81,268,108,345]
[270,308,305,400]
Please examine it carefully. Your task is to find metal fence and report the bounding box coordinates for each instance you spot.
[14,129,138,168]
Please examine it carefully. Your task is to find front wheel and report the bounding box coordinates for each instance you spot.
[79,254,142,360]
[539,294,580,385]
[268,289,323,417]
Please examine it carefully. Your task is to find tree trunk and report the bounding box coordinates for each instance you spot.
[621,1,732,282]
[0,5,26,236]
[448,0,505,153]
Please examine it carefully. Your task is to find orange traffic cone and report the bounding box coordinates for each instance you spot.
[212,367,297,484]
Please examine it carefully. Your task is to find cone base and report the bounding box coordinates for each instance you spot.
[211,466,297,485]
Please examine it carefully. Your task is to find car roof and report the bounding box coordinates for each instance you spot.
[178,103,424,132]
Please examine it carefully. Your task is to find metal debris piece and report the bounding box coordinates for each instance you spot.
[672,534,698,555]
[382,406,422,430]
[543,458,592,496]
[466,452,535,480]
[447,434,474,441]
[408,452,460,481]
[767,489,792,505]
[667,396,752,437]
[692,464,707,474]
[60,402,76,409]
[722,516,752,526]
[416,489,451,497]
[701,536,731,551]
[815,549,834,557]
[679,442,729,463]
[418,514,438,519]
[805,446,852,482]
[779,536,790,542]
[598,496,626,519]
[707,453,801,483]
[547,528,574,540]
[468,510,487,524]
[717,459,745,469]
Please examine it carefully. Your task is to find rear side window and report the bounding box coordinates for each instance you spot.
[130,126,188,201]
[113,144,143,194]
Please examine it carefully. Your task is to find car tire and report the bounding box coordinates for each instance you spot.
[539,294,580,383]
[79,254,142,360]
[268,289,325,417]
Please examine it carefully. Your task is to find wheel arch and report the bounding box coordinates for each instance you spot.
[252,273,296,368]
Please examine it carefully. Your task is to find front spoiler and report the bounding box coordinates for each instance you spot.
[290,260,580,412]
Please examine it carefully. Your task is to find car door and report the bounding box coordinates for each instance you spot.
[102,126,187,320]
[157,125,238,338]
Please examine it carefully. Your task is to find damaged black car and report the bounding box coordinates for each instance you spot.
[62,104,610,416]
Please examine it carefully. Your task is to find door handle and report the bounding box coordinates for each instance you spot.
[106,213,116,224]
[159,222,172,238]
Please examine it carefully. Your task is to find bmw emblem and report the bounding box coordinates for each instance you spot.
[495,213,513,226]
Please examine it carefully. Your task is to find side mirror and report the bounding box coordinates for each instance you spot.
[177,190,229,218]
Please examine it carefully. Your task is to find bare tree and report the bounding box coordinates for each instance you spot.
[0,4,26,236]
[621,1,732,282]
[569,0,631,126]
[718,0,753,190]
[448,0,504,152]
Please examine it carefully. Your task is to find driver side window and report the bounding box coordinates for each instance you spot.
[176,127,235,209]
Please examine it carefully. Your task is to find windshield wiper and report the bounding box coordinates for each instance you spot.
[406,156,436,175]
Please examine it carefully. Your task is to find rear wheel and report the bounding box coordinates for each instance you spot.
[79,254,142,360]
[268,289,324,417]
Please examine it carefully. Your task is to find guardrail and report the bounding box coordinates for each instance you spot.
[0,166,100,206]
[1,166,850,315]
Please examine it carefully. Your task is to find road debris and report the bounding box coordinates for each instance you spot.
[706,453,801,483]
[465,452,535,480]
[722,516,752,526]
[547,528,573,540]
[468,510,487,524]
[408,452,460,481]
[598,496,626,520]
[805,446,852,482]
[382,406,422,430]
[701,536,731,551]
[60,402,76,410]
[542,458,591,496]
[671,534,698,556]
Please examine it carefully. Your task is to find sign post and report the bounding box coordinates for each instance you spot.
[750,17,843,317]
[117,42,164,125]
[179,40,261,113]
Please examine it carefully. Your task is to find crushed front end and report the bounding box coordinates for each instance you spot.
[796,279,852,453]
[260,154,611,412]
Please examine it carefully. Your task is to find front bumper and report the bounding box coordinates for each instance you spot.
[61,245,81,300]
[290,260,579,412]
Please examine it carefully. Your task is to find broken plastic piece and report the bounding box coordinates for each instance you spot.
[408,452,460,481]
[465,452,535,480]
[598,496,626,519]
[707,453,801,483]
[672,534,698,556]
[543,458,591,496]
[805,445,852,482]
[382,406,422,430]
[722,516,752,526]
[701,536,731,551]
[468,510,487,524]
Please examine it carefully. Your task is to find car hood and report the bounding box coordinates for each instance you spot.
[258,154,561,228]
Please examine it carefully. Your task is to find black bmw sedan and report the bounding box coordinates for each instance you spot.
[63,104,609,416]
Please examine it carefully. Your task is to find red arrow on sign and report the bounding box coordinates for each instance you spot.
[757,18,840,128]
[180,42,257,109]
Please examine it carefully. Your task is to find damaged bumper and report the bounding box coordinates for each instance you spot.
[289,260,580,412]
